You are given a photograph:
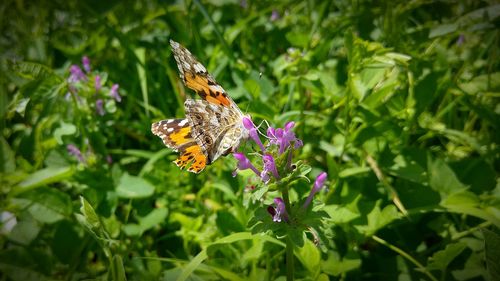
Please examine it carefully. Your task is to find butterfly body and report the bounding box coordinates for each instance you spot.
[151,40,248,173]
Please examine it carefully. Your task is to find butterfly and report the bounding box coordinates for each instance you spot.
[151,40,249,173]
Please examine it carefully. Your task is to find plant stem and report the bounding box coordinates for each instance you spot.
[286,235,294,281]
[372,235,438,281]
[282,184,294,281]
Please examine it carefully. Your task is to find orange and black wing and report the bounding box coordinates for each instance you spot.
[170,40,235,108]
[151,118,207,173]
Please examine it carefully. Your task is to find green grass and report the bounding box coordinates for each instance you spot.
[1,1,499,280]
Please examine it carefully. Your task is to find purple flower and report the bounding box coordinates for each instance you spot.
[82,56,91,73]
[303,172,327,209]
[243,117,265,153]
[270,10,280,21]
[266,122,302,155]
[240,0,247,9]
[456,34,465,46]
[95,75,101,92]
[262,154,280,180]
[110,84,121,102]
[267,198,288,222]
[67,144,85,163]
[106,155,113,164]
[233,152,261,176]
[68,65,86,83]
[96,99,105,116]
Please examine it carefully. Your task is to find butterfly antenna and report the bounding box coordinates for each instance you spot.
[256,119,271,138]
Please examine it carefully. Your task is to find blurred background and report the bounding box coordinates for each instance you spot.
[1,0,499,280]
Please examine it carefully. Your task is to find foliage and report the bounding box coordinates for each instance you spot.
[1,0,499,280]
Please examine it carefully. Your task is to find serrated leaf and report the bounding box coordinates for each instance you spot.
[427,242,467,271]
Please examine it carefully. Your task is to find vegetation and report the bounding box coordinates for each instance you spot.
[1,1,499,280]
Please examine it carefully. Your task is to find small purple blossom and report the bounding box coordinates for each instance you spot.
[96,99,105,116]
[243,117,265,152]
[263,154,280,180]
[303,172,328,209]
[95,75,101,92]
[266,122,302,154]
[110,84,121,102]
[267,197,288,222]
[82,56,91,73]
[67,144,85,163]
[106,155,113,164]
[270,10,280,21]
[456,34,465,46]
[240,0,247,9]
[233,152,261,176]
[68,65,86,83]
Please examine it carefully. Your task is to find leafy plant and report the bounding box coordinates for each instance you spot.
[1,1,499,280]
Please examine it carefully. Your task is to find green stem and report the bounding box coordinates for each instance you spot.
[286,235,294,281]
[281,184,294,281]
[372,235,438,281]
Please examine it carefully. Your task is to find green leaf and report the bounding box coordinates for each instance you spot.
[9,61,60,81]
[116,173,155,199]
[321,251,361,276]
[216,210,245,236]
[122,223,142,237]
[138,208,168,232]
[16,187,72,224]
[338,167,371,178]
[388,151,427,184]
[429,23,458,38]
[53,122,76,144]
[295,239,320,275]
[426,242,467,271]
[324,205,360,224]
[8,217,41,245]
[78,196,101,232]
[0,137,16,173]
[482,228,500,281]
[355,201,400,236]
[178,233,284,281]
[110,255,127,281]
[14,166,74,195]
[428,157,467,196]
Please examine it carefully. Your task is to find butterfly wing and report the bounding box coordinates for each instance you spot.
[151,119,207,173]
[184,99,246,163]
[170,40,237,109]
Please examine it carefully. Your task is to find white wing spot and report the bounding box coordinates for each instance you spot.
[167,119,174,123]
[167,128,174,133]
[183,61,190,70]
[178,119,188,126]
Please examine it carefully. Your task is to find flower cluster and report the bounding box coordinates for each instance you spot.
[64,56,121,166]
[66,56,122,116]
[233,117,303,182]
[233,117,328,223]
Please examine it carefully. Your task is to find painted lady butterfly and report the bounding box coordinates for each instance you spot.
[151,40,249,173]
